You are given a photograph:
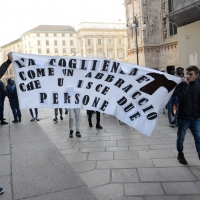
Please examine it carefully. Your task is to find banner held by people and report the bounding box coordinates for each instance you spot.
[12,53,181,136]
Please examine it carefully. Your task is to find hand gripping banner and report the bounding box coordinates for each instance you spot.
[12,53,181,136]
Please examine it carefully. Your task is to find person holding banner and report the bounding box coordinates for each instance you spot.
[174,66,200,165]
[87,110,103,129]
[29,108,40,121]
[69,108,81,138]
[0,52,12,126]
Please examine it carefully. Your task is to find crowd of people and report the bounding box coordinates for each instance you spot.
[1,52,200,195]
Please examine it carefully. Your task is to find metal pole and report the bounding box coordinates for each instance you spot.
[135,27,139,65]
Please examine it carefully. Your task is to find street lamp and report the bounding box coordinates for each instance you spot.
[126,16,147,65]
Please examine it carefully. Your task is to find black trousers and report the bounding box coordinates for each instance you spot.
[87,110,100,124]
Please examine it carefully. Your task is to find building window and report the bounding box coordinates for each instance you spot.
[46,40,49,46]
[71,48,75,54]
[118,39,121,45]
[45,33,48,37]
[70,40,73,46]
[29,41,31,47]
[54,33,57,37]
[37,33,40,37]
[46,48,50,54]
[38,48,41,54]
[98,39,102,45]
[37,40,40,46]
[54,40,57,46]
[88,39,91,45]
[62,33,65,37]
[70,33,73,37]
[62,40,66,46]
[55,48,58,54]
[168,0,177,36]
[118,50,123,59]
[63,48,66,53]
[109,39,112,43]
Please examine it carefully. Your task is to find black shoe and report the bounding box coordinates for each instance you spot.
[65,110,68,114]
[1,121,8,125]
[12,120,18,123]
[96,124,103,129]
[89,122,93,127]
[169,123,176,128]
[0,187,4,194]
[19,119,21,122]
[76,131,81,137]
[177,152,187,165]
[60,116,63,120]
[3,118,6,120]
[69,130,73,138]
[53,117,58,122]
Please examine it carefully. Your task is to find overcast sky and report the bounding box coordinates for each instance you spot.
[0,0,126,46]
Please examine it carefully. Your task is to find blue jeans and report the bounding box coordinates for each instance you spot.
[10,99,21,120]
[29,108,38,118]
[168,96,178,124]
[177,118,200,156]
[0,98,4,121]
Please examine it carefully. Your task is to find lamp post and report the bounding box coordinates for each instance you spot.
[126,16,147,65]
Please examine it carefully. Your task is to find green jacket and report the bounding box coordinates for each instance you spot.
[0,59,12,79]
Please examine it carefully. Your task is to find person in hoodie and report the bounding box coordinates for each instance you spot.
[6,78,21,123]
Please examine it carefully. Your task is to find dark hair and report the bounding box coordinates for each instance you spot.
[186,66,199,75]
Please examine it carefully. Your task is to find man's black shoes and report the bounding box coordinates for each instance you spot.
[177,152,187,165]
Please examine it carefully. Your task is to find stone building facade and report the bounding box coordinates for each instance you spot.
[124,0,179,70]
[167,0,200,69]
[77,22,127,61]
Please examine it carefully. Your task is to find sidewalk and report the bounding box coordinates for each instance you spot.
[1,99,200,200]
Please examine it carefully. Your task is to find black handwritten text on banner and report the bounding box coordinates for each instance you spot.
[12,53,181,136]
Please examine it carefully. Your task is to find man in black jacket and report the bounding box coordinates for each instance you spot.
[0,52,12,126]
[174,65,200,165]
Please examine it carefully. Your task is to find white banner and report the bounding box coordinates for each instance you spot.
[12,53,181,136]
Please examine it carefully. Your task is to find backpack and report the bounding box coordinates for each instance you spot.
[11,84,17,97]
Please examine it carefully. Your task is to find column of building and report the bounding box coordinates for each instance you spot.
[93,36,97,57]
[114,36,118,60]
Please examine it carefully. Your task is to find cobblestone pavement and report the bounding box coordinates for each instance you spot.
[36,108,200,200]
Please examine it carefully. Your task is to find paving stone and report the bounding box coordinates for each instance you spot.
[0,176,12,200]
[0,155,10,176]
[0,132,9,142]
[24,186,98,200]
[145,196,180,200]
[64,153,88,164]
[138,149,175,159]
[150,144,176,149]
[75,141,116,148]
[114,197,143,200]
[125,183,164,195]
[112,169,139,182]
[110,135,142,140]
[91,184,124,200]
[106,147,128,151]
[0,141,10,155]
[180,195,200,200]
[79,169,110,188]
[89,136,110,141]
[55,142,76,150]
[118,139,162,146]
[72,161,96,173]
[97,132,123,136]
[189,167,200,180]
[51,138,68,144]
[60,148,79,155]
[88,152,113,161]
[79,147,105,152]
[160,137,194,145]
[114,151,139,160]
[153,157,200,167]
[129,145,150,150]
[162,182,200,194]
[138,167,196,182]
[97,159,154,169]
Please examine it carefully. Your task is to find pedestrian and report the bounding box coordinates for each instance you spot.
[174,65,200,165]
[0,52,12,126]
[0,52,12,193]
[69,108,81,138]
[87,110,103,129]
[6,78,21,123]
[29,108,40,121]
[65,108,68,114]
[53,108,63,122]
[166,65,178,127]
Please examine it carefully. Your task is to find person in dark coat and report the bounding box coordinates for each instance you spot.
[6,78,21,123]
[174,66,200,165]
[0,52,12,125]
